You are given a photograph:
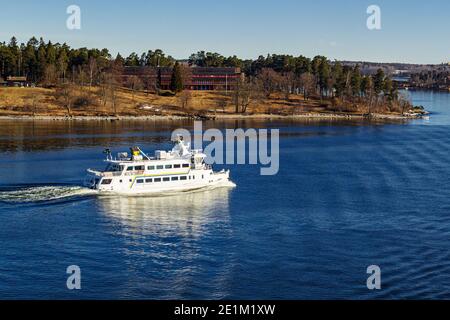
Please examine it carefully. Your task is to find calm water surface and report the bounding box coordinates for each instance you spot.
[1,90,450,299]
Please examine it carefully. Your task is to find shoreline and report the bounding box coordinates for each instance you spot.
[0,112,427,122]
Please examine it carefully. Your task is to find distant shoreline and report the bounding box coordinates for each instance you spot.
[0,112,427,122]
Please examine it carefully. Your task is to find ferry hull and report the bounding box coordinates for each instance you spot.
[84,169,233,195]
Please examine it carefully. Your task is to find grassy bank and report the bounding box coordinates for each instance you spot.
[0,86,423,120]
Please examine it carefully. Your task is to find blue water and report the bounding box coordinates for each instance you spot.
[1,90,450,299]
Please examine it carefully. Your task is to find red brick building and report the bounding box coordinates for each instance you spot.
[120,66,242,91]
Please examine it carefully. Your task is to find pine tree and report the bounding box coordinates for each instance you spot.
[37,39,47,80]
[373,68,385,96]
[114,53,125,66]
[170,62,183,93]
[46,41,56,65]
[332,62,345,97]
[351,65,362,97]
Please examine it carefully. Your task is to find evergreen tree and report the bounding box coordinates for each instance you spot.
[46,41,56,65]
[114,53,125,66]
[37,39,47,80]
[351,65,362,97]
[23,38,38,80]
[318,58,330,97]
[373,68,385,96]
[125,52,140,66]
[170,62,183,92]
[332,62,345,97]
[361,76,373,97]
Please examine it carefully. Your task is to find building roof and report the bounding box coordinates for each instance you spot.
[6,76,27,82]
[122,66,241,76]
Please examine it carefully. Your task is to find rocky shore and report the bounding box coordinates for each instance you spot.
[0,112,429,122]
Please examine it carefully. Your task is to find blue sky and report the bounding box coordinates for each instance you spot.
[0,0,449,64]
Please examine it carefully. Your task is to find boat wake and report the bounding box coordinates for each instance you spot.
[0,181,236,204]
[0,185,98,204]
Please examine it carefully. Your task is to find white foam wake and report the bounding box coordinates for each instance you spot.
[0,186,98,203]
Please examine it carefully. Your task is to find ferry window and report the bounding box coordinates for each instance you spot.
[120,180,123,183]
[157,165,164,170]
[148,165,155,170]
[193,176,195,180]
[171,176,179,181]
[154,178,162,182]
[182,164,190,168]
[174,164,181,169]
[145,178,152,183]
[127,166,134,171]
[135,166,145,171]
[101,179,112,185]
[202,175,204,179]
[136,179,144,184]
[163,177,170,182]
[180,176,187,181]
[107,164,122,172]
[165,165,172,169]
[129,179,132,182]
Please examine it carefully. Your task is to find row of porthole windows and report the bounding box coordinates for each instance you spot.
[147,163,190,170]
[135,175,200,184]
[109,175,204,184]
[126,163,190,171]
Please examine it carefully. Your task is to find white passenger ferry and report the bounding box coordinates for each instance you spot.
[84,138,233,195]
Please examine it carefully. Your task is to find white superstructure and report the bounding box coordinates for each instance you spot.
[84,137,233,195]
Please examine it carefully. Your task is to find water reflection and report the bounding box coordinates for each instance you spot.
[98,187,233,238]
[0,118,394,153]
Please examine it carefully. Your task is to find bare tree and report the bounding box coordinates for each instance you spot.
[43,64,57,87]
[97,61,123,115]
[26,94,39,116]
[98,69,120,115]
[126,75,144,102]
[397,93,412,115]
[216,96,228,114]
[280,72,295,101]
[87,57,97,90]
[76,65,87,87]
[299,72,315,101]
[256,68,280,99]
[98,71,109,110]
[365,76,374,115]
[179,90,192,109]
[110,85,118,115]
[233,77,261,113]
[55,83,75,116]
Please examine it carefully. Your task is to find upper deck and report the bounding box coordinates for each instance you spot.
[90,141,209,177]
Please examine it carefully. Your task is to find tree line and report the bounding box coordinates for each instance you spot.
[0,36,410,115]
[410,68,450,90]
